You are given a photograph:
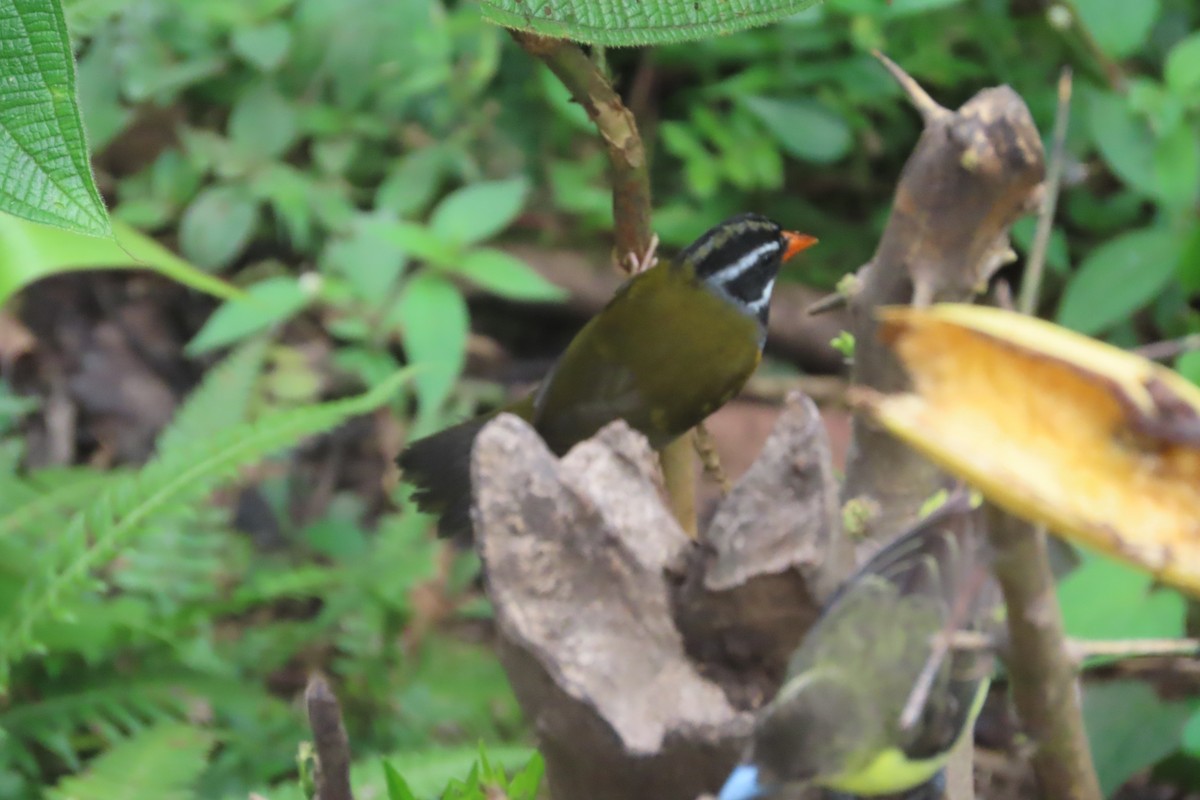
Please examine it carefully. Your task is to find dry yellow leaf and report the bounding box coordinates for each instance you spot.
[861,303,1200,596]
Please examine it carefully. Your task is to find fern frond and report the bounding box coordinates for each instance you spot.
[45,722,214,800]
[0,469,122,542]
[2,672,288,779]
[156,336,269,459]
[0,370,413,683]
[113,510,247,612]
[4,675,189,746]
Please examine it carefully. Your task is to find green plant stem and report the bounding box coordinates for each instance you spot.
[511,31,696,535]
[984,508,1102,800]
[1018,68,1072,316]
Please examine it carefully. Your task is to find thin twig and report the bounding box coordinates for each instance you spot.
[1133,334,1200,362]
[1068,637,1200,663]
[948,631,1200,664]
[305,674,355,800]
[1018,68,1073,316]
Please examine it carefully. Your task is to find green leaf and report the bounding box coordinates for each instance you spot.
[538,64,593,132]
[741,96,851,164]
[0,369,414,678]
[0,215,236,309]
[393,274,468,423]
[231,22,292,72]
[1088,89,1158,197]
[480,0,821,46]
[383,761,419,800]
[1175,222,1200,292]
[187,276,312,354]
[46,723,214,800]
[179,185,260,270]
[228,81,298,162]
[1073,0,1160,58]
[321,220,408,302]
[1153,121,1200,211]
[507,753,545,799]
[75,31,131,153]
[0,0,110,236]
[1177,349,1200,388]
[429,178,529,247]
[1011,217,1070,275]
[1166,32,1200,95]
[1059,555,1185,653]
[1056,227,1182,335]
[1084,680,1196,797]
[366,218,459,266]
[451,249,566,302]
[377,148,450,218]
[364,747,536,800]
[157,336,269,458]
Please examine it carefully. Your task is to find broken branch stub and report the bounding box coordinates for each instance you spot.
[472,400,844,800]
[674,393,849,700]
[842,61,1046,542]
[473,414,747,799]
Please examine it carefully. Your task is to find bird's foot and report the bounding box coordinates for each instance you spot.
[626,233,660,274]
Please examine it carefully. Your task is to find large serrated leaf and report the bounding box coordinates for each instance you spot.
[0,0,110,237]
[480,0,821,47]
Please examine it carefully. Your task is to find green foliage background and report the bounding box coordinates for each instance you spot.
[0,0,1198,797]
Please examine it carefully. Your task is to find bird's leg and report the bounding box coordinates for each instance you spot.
[694,421,731,495]
[625,233,660,274]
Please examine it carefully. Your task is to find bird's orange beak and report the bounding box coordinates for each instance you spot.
[782,231,819,262]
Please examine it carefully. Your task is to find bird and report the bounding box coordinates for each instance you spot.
[717,490,997,800]
[396,213,817,543]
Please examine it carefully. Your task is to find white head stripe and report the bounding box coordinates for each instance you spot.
[746,278,776,313]
[709,240,780,285]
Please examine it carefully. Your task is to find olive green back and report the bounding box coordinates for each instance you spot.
[532,259,763,454]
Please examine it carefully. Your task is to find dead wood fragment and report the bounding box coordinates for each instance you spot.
[676,393,848,705]
[702,393,845,595]
[473,405,842,800]
[474,415,747,799]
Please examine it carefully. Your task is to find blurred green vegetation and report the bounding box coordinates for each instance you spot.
[0,0,1198,797]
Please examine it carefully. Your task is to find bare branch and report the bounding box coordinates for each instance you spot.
[1018,68,1073,316]
[872,50,950,125]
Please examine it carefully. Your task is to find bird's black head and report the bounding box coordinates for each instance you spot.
[680,213,817,325]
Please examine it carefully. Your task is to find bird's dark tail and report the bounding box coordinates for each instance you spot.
[397,394,535,545]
